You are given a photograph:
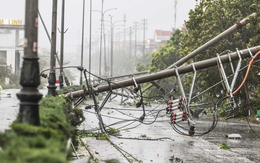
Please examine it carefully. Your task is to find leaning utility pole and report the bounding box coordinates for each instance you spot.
[141,19,147,56]
[48,0,58,96]
[17,0,42,125]
[142,13,257,93]
[59,0,65,89]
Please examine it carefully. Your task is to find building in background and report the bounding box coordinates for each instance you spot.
[146,24,187,53]
[154,29,173,43]
[0,19,24,74]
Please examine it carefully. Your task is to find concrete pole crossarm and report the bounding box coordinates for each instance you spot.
[112,91,134,99]
[65,45,260,98]
[150,81,167,94]
[105,71,148,80]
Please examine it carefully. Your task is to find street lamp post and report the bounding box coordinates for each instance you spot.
[109,15,126,77]
[17,0,42,125]
[99,0,104,76]
[89,0,92,81]
[102,28,111,76]
[80,0,85,85]
[92,6,117,76]
[109,15,113,77]
[59,0,65,89]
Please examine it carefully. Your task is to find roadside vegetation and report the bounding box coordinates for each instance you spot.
[137,0,260,117]
[0,92,85,163]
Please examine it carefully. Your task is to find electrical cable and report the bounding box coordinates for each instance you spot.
[85,76,142,163]
[231,51,260,96]
[191,58,260,100]
[79,50,260,138]
[246,116,260,139]
[173,49,260,136]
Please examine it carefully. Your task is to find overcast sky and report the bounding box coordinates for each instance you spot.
[1,0,197,51]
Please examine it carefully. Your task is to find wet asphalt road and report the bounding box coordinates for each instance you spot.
[79,96,260,163]
[1,89,260,163]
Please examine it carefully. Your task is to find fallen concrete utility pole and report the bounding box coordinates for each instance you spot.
[104,71,148,80]
[65,45,260,98]
[94,71,148,82]
[142,13,256,93]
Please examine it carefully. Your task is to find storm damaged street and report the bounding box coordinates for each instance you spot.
[2,0,260,163]
[0,87,260,163]
[75,96,260,163]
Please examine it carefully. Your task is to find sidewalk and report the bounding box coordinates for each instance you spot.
[0,89,48,133]
[0,89,20,133]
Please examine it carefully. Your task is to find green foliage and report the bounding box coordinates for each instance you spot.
[0,96,85,163]
[150,29,183,73]
[56,85,85,95]
[77,131,108,140]
[218,143,231,150]
[179,0,260,116]
[136,62,149,72]
[0,66,20,88]
[140,134,147,138]
[0,135,67,163]
[136,52,153,72]
[106,128,120,135]
[105,159,120,163]
[69,108,85,126]
[113,49,136,75]
[169,155,183,163]
[138,134,151,140]
[250,86,260,115]
[142,0,260,117]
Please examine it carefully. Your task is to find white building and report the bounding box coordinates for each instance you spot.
[0,19,24,74]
